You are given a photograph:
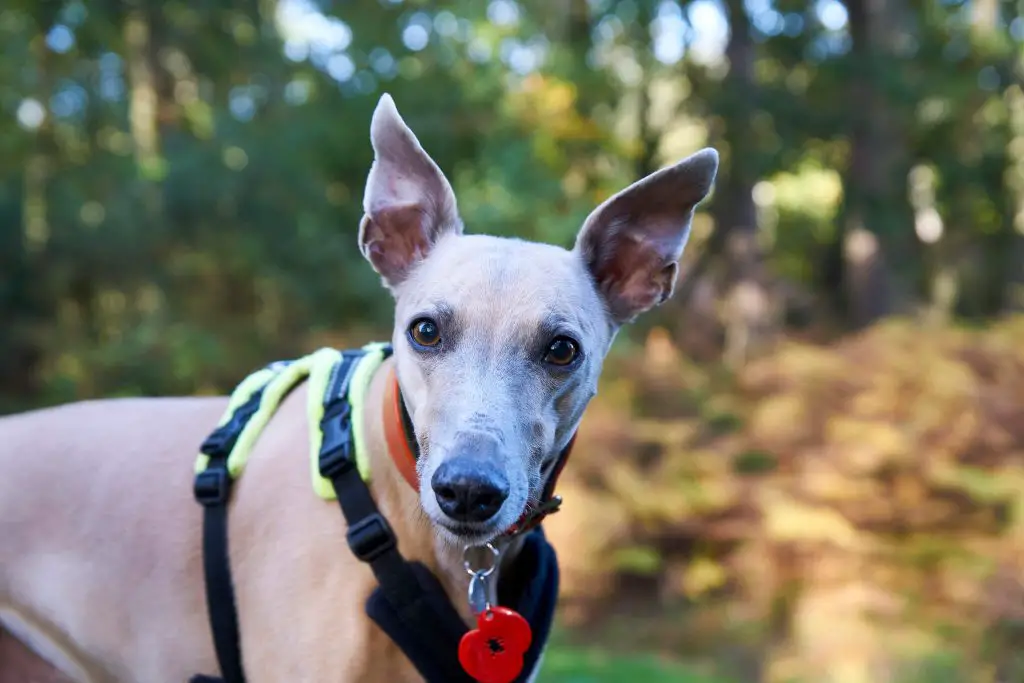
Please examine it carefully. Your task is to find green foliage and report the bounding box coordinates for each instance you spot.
[3,0,1024,679]
[539,645,735,683]
[2,0,1023,409]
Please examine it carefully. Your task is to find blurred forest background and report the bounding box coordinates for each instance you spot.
[2,0,1024,681]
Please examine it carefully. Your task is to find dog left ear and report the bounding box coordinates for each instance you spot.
[360,93,463,290]
[573,148,719,324]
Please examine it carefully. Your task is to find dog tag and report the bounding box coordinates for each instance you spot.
[467,570,491,616]
[458,606,533,683]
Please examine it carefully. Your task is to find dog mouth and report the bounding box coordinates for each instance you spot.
[434,518,507,545]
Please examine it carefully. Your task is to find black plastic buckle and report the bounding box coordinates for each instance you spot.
[318,401,354,479]
[346,513,397,562]
[199,427,236,460]
[322,394,352,421]
[194,467,231,506]
[200,394,262,458]
[319,441,354,479]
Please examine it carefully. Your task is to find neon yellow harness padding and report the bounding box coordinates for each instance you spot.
[308,342,390,499]
[192,343,389,499]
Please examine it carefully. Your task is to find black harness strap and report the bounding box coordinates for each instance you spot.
[191,387,267,683]
[317,349,476,682]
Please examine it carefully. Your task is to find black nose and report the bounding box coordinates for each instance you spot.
[431,457,509,524]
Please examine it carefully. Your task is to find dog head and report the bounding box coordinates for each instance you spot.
[358,94,718,545]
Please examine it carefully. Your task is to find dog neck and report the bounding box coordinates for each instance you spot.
[358,355,526,624]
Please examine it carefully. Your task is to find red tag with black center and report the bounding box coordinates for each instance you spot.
[458,606,532,683]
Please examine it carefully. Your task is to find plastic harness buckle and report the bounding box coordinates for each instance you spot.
[200,396,261,459]
[346,512,397,562]
[199,427,236,460]
[318,401,355,479]
[194,468,230,507]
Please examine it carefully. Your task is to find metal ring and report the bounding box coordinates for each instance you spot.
[463,542,500,577]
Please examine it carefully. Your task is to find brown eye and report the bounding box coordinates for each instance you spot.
[544,337,579,366]
[409,318,441,348]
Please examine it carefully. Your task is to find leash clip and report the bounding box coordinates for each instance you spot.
[464,542,500,616]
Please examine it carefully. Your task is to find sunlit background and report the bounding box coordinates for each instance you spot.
[3,0,1024,681]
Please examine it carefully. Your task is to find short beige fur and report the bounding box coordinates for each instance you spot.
[0,94,718,683]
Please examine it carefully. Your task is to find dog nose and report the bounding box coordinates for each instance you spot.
[431,457,509,523]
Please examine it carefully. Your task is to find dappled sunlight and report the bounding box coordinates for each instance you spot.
[2,0,1024,681]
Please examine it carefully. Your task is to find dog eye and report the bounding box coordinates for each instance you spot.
[409,318,441,348]
[544,337,579,366]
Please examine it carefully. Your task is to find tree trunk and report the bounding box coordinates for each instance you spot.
[715,0,777,366]
[125,7,161,174]
[944,0,1002,319]
[2,7,61,406]
[836,0,916,329]
[1004,47,1024,312]
[124,0,176,277]
[632,0,658,182]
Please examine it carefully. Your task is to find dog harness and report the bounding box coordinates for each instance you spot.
[189,344,574,683]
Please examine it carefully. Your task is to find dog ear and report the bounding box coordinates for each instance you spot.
[573,148,719,324]
[359,93,462,289]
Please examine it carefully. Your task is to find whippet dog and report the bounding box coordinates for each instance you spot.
[0,93,718,683]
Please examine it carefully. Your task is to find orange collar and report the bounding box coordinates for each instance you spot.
[383,366,420,491]
[381,365,577,535]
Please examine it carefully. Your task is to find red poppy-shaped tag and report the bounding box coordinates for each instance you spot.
[458,606,533,683]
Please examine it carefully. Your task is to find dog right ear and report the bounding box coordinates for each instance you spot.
[359,93,463,290]
[573,149,718,324]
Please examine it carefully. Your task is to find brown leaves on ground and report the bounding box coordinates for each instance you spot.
[547,316,1024,682]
